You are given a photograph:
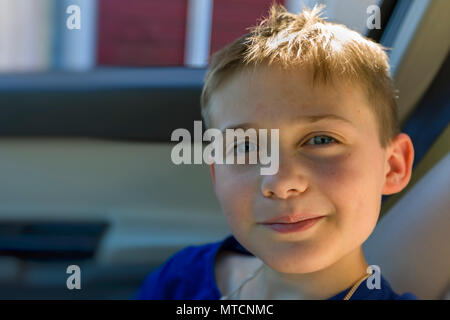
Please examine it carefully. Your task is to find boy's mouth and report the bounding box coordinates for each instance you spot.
[260,216,325,234]
[260,213,325,224]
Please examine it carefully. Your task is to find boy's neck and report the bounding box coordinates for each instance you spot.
[247,246,369,300]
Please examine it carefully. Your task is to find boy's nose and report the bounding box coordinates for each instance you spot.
[260,158,308,199]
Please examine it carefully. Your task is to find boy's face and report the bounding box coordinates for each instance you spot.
[208,65,405,274]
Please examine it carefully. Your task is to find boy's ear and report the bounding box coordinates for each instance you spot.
[210,164,216,189]
[382,133,415,195]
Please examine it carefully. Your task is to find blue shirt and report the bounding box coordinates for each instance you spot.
[134,234,418,300]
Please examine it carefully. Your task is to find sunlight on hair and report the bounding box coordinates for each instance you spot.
[201,3,400,148]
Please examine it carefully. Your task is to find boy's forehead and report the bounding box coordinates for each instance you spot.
[209,65,372,131]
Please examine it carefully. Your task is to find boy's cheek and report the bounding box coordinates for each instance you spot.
[214,164,260,187]
[314,158,382,210]
[216,181,256,210]
[214,173,259,217]
[322,163,383,230]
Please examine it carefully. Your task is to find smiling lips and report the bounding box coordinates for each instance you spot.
[260,214,325,233]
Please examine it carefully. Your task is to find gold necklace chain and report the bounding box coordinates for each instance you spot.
[343,273,371,300]
[220,264,371,300]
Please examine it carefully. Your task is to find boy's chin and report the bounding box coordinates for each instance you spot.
[264,259,334,274]
[256,247,340,274]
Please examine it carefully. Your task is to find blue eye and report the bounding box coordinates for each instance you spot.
[305,135,337,146]
[235,140,257,153]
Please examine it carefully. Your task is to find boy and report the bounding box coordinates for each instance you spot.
[136,4,416,299]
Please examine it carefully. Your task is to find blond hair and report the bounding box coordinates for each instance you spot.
[200,3,400,148]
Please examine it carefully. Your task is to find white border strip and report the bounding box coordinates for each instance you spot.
[382,0,431,76]
[285,0,304,14]
[59,0,98,71]
[184,0,213,68]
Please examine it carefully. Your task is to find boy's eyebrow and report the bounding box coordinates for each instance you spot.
[220,114,354,133]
